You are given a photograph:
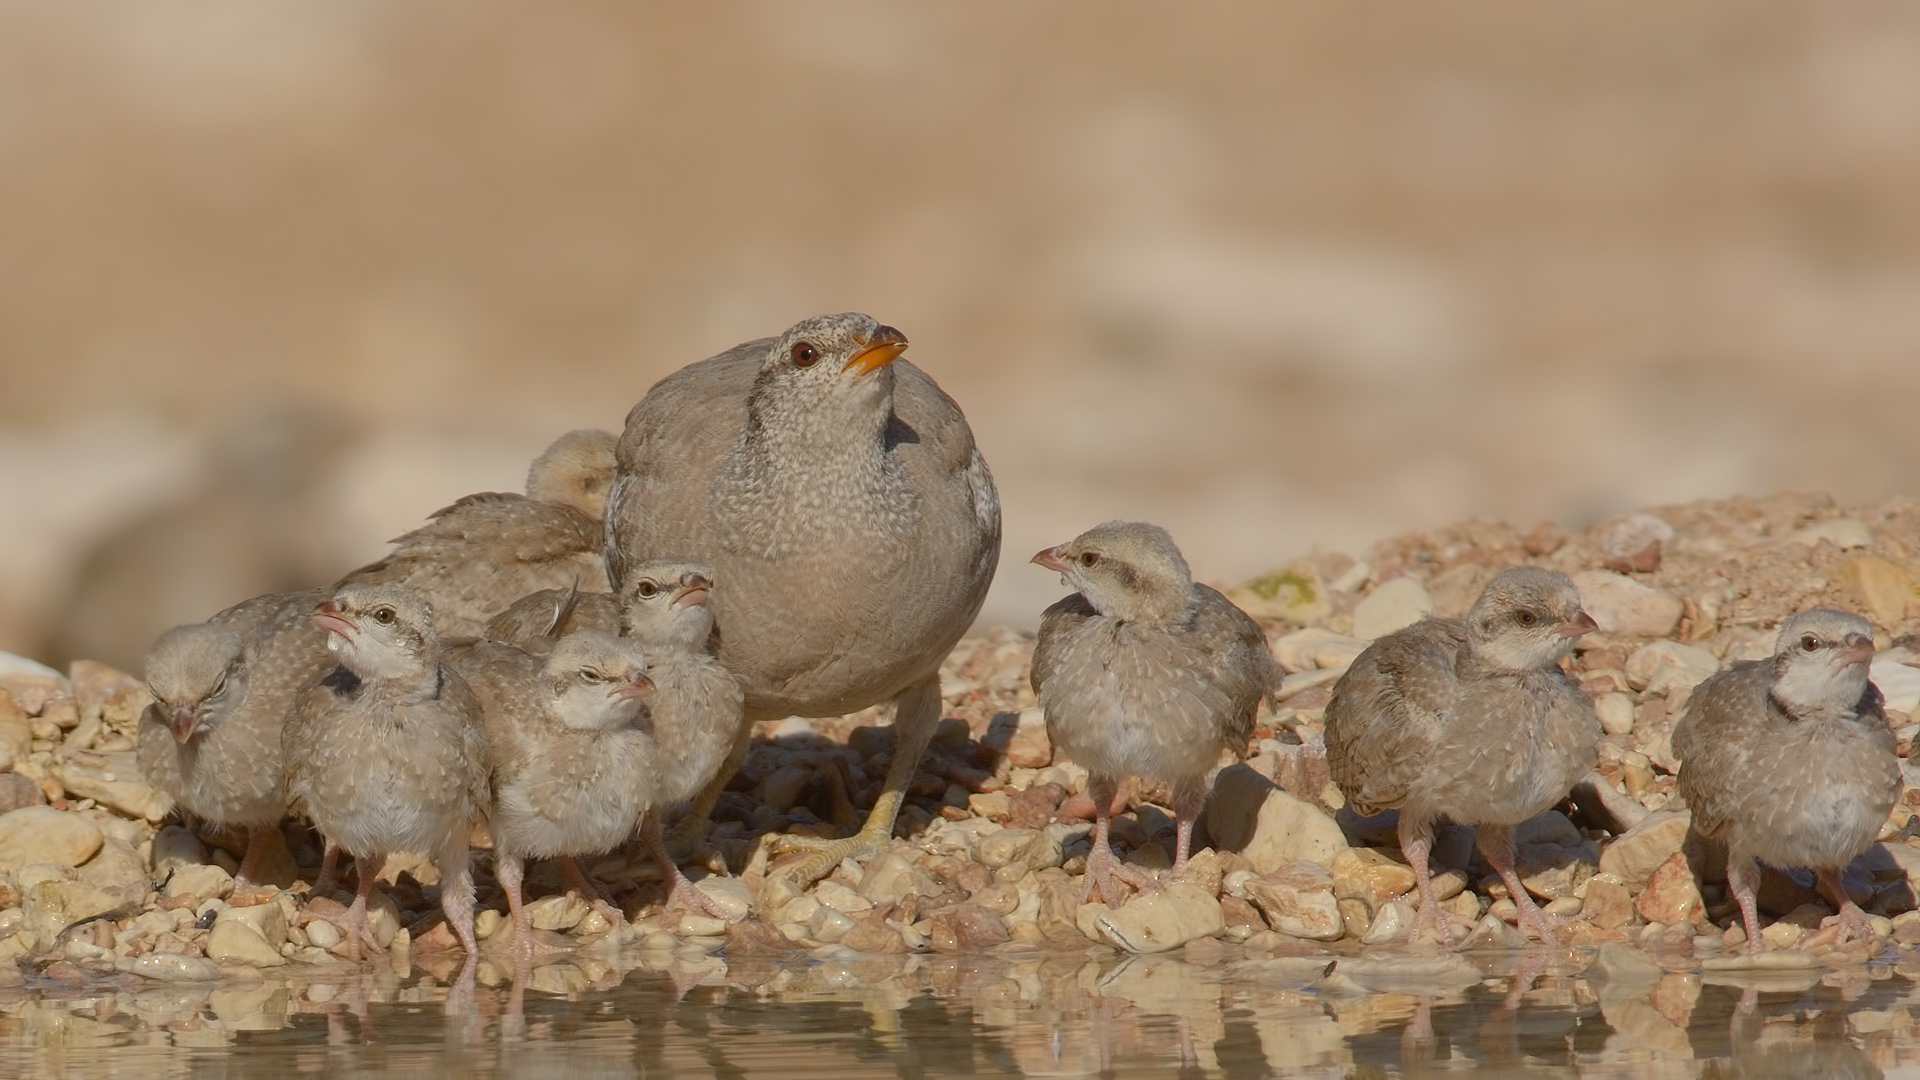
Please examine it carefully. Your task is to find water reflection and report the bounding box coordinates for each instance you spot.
[0,943,1913,1077]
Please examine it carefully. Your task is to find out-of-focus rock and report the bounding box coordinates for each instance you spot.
[1572,571,1683,639]
[1230,562,1332,624]
[1350,577,1431,641]
[1593,513,1673,574]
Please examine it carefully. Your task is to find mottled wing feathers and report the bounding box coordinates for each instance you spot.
[1189,585,1280,756]
[1324,618,1467,815]
[1031,592,1097,697]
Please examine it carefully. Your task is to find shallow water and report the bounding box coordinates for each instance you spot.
[3,943,1916,1079]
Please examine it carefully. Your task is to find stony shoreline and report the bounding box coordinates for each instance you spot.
[1,491,1919,993]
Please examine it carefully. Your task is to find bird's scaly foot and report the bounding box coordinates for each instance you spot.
[662,876,735,922]
[1077,844,1160,907]
[768,827,893,887]
[1810,902,1879,950]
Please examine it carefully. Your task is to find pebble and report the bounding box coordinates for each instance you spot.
[120,953,223,983]
[206,920,286,967]
[1204,764,1348,873]
[1624,641,1720,703]
[1350,577,1432,641]
[1359,899,1414,945]
[0,806,102,870]
[1593,513,1673,573]
[1598,810,1690,889]
[1571,571,1684,638]
[1871,656,1920,716]
[1089,882,1223,954]
[1269,627,1368,674]
[1634,852,1703,926]
[1789,518,1873,550]
[1594,692,1636,736]
[1243,863,1343,941]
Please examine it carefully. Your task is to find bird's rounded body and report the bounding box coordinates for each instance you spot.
[287,663,487,861]
[606,338,998,721]
[1676,656,1897,874]
[1326,617,1601,828]
[1034,588,1267,792]
[643,649,743,808]
[137,587,334,830]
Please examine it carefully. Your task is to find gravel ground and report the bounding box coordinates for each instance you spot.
[2,490,1920,993]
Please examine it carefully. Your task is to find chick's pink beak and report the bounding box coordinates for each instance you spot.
[673,572,711,609]
[311,599,355,638]
[1031,546,1069,573]
[1840,635,1875,666]
[614,673,654,702]
[1558,611,1598,638]
[170,705,201,744]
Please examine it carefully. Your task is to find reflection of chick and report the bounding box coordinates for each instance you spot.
[605,313,1000,884]
[286,584,489,961]
[137,588,333,885]
[1676,608,1898,953]
[342,429,616,637]
[1030,521,1278,906]
[1326,567,1600,944]
[452,631,653,961]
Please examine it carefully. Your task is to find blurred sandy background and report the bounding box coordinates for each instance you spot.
[4,2,1919,670]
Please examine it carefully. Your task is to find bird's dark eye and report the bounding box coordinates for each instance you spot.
[1079,552,1100,568]
[372,607,396,625]
[1515,610,1539,628]
[1801,634,1820,652]
[791,342,818,367]
[635,581,659,599]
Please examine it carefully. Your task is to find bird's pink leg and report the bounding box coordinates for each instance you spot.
[559,855,627,928]
[1729,854,1764,955]
[1478,823,1560,943]
[1399,815,1456,947]
[641,811,733,921]
[438,840,478,957]
[1171,782,1206,869]
[1079,775,1155,906]
[343,853,387,962]
[1814,867,1878,947]
[233,825,274,888]
[312,839,343,897]
[495,850,533,964]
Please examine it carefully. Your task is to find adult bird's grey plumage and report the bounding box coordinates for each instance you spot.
[284,583,490,961]
[1325,567,1601,944]
[1029,521,1279,906]
[604,313,999,883]
[616,560,742,917]
[449,631,654,960]
[137,587,334,885]
[1674,607,1898,953]
[341,429,617,638]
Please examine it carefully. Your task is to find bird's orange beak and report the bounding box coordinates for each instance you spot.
[170,705,202,744]
[1557,611,1599,638]
[843,325,908,376]
[1031,546,1069,573]
[311,599,356,639]
[673,572,711,609]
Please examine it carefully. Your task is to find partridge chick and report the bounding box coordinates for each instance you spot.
[1675,608,1897,953]
[137,588,334,884]
[342,429,616,637]
[617,561,742,917]
[1325,567,1600,944]
[1030,521,1279,906]
[285,584,490,960]
[605,313,999,883]
[451,631,653,959]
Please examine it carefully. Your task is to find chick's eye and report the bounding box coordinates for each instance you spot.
[372,607,396,625]
[1078,552,1100,568]
[1801,634,1820,652]
[580,669,607,684]
[635,581,659,599]
[1514,610,1538,628]
[791,342,818,367]
[209,675,228,698]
